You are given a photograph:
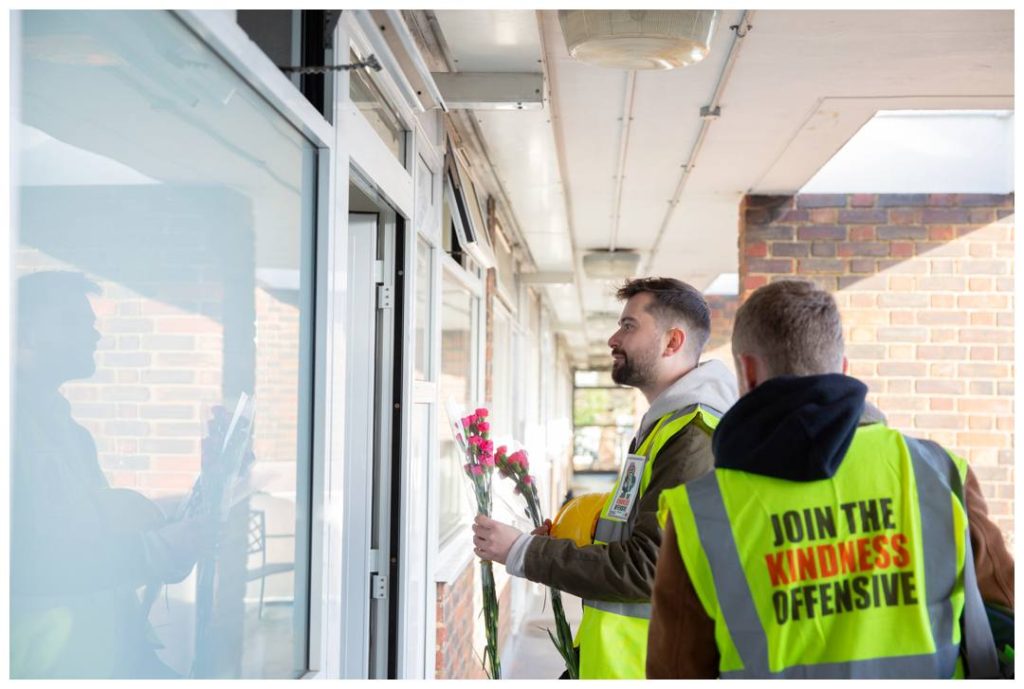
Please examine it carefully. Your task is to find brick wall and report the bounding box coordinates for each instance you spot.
[435,565,513,679]
[739,193,1014,544]
[705,294,740,361]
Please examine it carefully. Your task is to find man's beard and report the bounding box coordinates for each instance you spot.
[610,347,657,389]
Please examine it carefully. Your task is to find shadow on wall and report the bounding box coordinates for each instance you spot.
[737,193,1015,546]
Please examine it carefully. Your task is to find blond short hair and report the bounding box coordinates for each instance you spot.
[732,280,844,377]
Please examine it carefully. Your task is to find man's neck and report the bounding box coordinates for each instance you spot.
[640,362,698,404]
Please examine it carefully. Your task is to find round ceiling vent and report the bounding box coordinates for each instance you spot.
[558,10,719,71]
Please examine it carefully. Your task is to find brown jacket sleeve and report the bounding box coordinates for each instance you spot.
[964,466,1014,608]
[647,513,718,678]
[523,424,714,601]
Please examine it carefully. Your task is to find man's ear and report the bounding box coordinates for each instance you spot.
[736,353,761,394]
[663,327,686,358]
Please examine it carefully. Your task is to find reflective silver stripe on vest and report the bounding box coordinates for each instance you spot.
[582,598,652,620]
[687,436,963,678]
[594,518,626,543]
[687,472,772,675]
[720,648,961,679]
[903,436,959,678]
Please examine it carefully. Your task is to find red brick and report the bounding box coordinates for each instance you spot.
[746,224,796,241]
[890,311,915,325]
[927,194,957,206]
[931,294,956,308]
[743,275,768,291]
[890,242,915,258]
[929,397,955,411]
[744,241,768,257]
[810,208,839,223]
[969,346,996,361]
[929,259,955,275]
[968,242,995,258]
[851,194,876,207]
[878,194,929,207]
[927,225,956,241]
[849,226,875,241]
[969,312,997,326]
[889,209,919,224]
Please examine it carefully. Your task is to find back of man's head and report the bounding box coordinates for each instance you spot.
[616,276,710,360]
[732,280,844,378]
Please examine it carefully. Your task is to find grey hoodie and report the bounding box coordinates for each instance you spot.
[635,359,738,444]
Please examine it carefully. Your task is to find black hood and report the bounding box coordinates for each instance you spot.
[712,374,867,481]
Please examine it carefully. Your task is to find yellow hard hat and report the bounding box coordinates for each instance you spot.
[550,492,608,547]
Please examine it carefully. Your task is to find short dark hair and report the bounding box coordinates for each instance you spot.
[616,277,711,355]
[732,279,844,377]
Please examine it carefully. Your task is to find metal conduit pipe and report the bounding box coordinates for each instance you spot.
[383,9,449,112]
[609,70,638,253]
[641,9,755,275]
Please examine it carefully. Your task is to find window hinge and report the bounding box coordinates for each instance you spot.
[377,284,393,309]
[373,260,385,284]
[371,573,388,600]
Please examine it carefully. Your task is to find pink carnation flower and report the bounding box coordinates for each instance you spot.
[470,465,483,476]
[475,408,489,418]
[478,422,490,432]
[469,435,482,447]
[523,475,534,485]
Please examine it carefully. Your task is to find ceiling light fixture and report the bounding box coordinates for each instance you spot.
[582,250,641,280]
[558,10,719,71]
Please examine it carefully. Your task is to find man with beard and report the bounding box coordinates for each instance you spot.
[472,277,737,678]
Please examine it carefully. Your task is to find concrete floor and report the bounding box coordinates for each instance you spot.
[502,588,583,680]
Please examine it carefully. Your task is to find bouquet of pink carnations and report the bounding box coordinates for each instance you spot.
[451,406,501,679]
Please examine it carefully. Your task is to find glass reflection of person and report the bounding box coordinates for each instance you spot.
[11,271,206,679]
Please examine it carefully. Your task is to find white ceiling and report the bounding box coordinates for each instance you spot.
[432,9,1014,366]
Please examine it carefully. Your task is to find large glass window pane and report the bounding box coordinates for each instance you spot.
[437,272,477,544]
[12,10,314,679]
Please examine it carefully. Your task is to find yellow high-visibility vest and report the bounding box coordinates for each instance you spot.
[576,404,720,679]
[659,423,969,678]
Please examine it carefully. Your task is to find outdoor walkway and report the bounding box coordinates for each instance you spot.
[503,587,583,679]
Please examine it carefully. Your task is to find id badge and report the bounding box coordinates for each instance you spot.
[605,453,647,522]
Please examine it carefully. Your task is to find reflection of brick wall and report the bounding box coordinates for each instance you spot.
[738,193,1015,544]
[435,565,513,679]
[17,249,224,497]
[252,288,300,468]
